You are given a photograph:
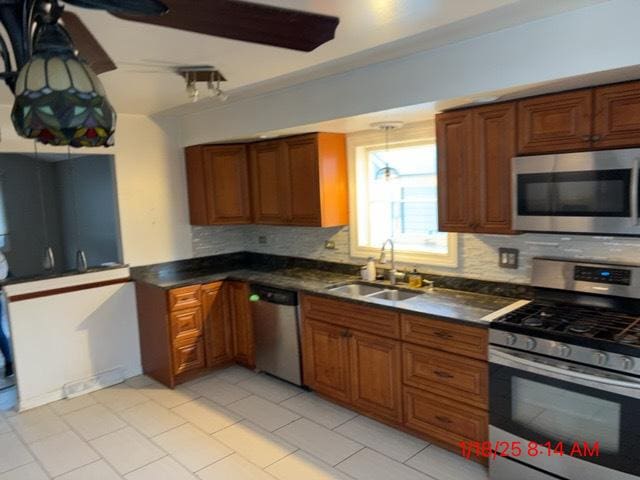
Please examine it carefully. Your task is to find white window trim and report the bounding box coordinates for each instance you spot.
[347,121,458,267]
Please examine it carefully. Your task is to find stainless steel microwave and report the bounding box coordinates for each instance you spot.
[512,149,640,235]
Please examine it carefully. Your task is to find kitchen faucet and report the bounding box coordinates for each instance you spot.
[379,238,399,285]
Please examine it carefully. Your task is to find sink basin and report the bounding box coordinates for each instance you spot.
[326,282,385,296]
[368,289,422,301]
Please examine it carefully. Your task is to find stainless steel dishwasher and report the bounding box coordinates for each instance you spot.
[249,284,302,386]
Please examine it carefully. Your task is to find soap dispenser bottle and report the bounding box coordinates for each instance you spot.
[365,257,377,282]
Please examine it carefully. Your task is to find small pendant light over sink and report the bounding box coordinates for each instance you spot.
[371,121,404,181]
[11,20,116,147]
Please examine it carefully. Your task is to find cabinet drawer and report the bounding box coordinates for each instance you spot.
[404,387,488,447]
[173,338,206,375]
[401,314,487,360]
[302,294,400,339]
[403,344,488,409]
[169,285,201,311]
[170,307,203,341]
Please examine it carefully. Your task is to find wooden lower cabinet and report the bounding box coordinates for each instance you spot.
[404,387,488,446]
[227,281,255,368]
[301,294,489,462]
[302,319,352,404]
[350,331,402,423]
[136,280,251,387]
[202,282,233,367]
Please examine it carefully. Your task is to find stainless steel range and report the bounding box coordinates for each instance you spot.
[489,258,640,480]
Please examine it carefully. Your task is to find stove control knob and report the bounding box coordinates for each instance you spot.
[620,356,635,371]
[593,351,609,366]
[504,333,517,346]
[525,337,537,351]
[557,343,572,357]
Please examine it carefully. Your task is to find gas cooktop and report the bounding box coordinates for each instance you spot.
[494,301,640,347]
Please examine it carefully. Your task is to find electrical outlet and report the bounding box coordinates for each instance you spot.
[499,248,519,269]
[324,240,336,250]
[258,236,267,245]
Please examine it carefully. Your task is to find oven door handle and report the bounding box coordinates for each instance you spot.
[631,159,639,225]
[490,347,640,399]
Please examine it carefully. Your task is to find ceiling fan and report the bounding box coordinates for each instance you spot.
[0,0,340,147]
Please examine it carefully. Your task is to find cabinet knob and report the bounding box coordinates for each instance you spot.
[433,331,453,340]
[433,370,454,379]
[582,135,591,141]
[592,134,601,141]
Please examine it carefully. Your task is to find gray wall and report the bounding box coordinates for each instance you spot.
[0,153,121,280]
[192,225,640,285]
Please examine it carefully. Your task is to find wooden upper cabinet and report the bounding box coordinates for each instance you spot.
[594,81,640,148]
[251,133,348,227]
[282,135,322,225]
[202,282,233,367]
[517,89,593,154]
[437,111,474,232]
[473,103,516,234]
[249,141,288,225]
[185,145,251,225]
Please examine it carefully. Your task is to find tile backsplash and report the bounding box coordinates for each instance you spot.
[192,225,640,285]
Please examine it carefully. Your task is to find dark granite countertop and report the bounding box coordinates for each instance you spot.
[133,264,518,327]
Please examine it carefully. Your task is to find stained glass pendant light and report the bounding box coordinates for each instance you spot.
[371,121,403,181]
[11,21,116,147]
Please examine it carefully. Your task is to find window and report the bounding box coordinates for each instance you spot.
[350,133,457,266]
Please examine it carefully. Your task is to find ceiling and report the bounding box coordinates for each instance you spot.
[0,0,608,115]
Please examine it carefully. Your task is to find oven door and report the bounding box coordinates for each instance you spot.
[490,346,640,480]
[512,150,640,234]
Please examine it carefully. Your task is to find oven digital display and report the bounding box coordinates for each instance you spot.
[574,266,631,285]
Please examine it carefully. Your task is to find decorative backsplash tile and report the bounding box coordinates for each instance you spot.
[192,225,640,285]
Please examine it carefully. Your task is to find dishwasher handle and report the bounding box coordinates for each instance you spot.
[249,284,298,306]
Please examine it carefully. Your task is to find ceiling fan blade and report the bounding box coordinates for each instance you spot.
[113,0,339,52]
[63,0,168,15]
[61,11,117,74]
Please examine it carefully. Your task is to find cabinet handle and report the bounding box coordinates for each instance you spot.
[433,331,454,340]
[592,134,601,141]
[340,329,351,338]
[433,370,454,379]
[582,135,591,141]
[435,415,452,424]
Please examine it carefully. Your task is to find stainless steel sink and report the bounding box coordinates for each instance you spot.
[368,289,422,301]
[326,282,385,296]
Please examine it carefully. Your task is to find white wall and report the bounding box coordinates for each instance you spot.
[180,0,640,145]
[8,282,141,410]
[0,107,192,267]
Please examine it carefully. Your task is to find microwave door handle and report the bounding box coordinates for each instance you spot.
[490,347,640,398]
[631,160,639,225]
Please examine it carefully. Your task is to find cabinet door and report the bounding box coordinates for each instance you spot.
[202,145,251,224]
[517,89,592,154]
[249,141,288,224]
[227,281,255,367]
[473,103,516,234]
[282,136,322,226]
[202,282,233,367]
[302,319,351,404]
[185,146,208,225]
[594,81,640,148]
[349,330,402,423]
[437,111,474,231]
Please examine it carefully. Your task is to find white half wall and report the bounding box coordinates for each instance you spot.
[179,0,640,145]
[8,281,141,411]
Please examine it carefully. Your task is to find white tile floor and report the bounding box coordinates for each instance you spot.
[0,367,489,479]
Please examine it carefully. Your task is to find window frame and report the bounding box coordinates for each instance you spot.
[347,124,458,267]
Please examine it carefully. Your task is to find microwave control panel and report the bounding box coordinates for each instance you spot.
[574,265,632,285]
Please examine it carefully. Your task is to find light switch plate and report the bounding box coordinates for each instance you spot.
[499,248,519,269]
